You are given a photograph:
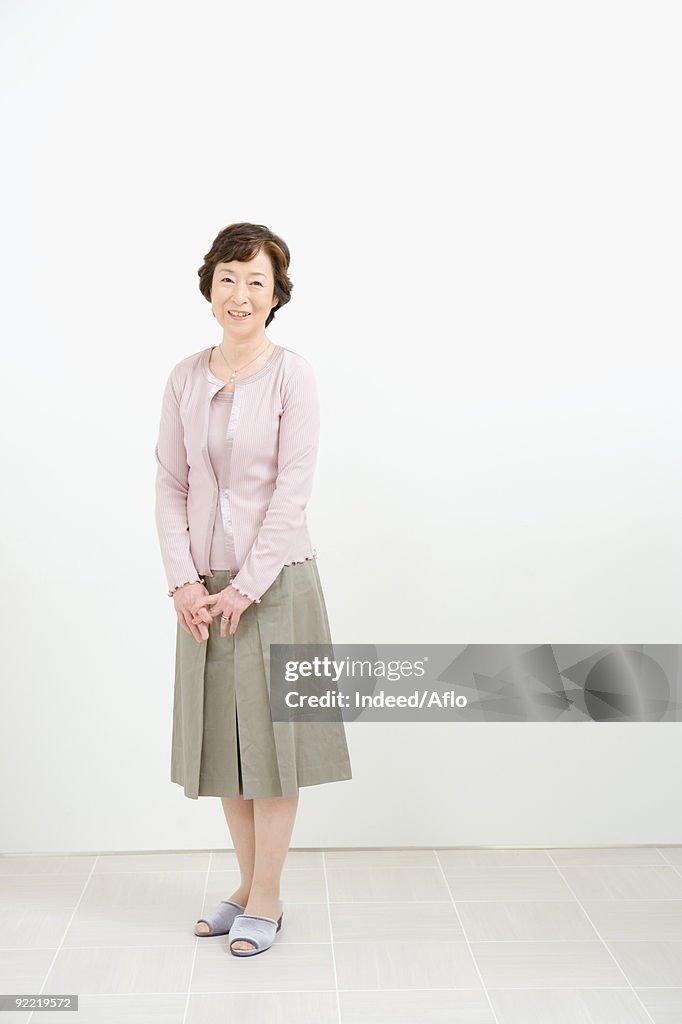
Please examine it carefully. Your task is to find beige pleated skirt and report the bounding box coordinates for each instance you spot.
[170,558,353,799]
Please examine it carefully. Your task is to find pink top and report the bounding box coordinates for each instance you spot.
[207,390,238,572]
[154,344,319,603]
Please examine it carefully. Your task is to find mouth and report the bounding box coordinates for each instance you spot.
[227,309,251,319]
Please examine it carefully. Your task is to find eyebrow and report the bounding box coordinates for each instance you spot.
[216,267,267,276]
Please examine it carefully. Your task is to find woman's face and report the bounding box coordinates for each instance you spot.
[211,248,278,337]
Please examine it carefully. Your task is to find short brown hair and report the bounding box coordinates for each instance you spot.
[197,222,293,328]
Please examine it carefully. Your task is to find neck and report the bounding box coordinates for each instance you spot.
[215,337,274,376]
[220,335,270,356]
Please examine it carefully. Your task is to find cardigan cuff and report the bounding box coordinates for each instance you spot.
[229,581,262,604]
[168,577,204,597]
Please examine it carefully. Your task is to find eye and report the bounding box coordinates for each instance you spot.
[220,276,263,286]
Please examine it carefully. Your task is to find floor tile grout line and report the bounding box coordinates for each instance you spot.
[25,853,101,1024]
[181,849,212,1024]
[4,858,681,876]
[321,850,342,1024]
[10,936,682,952]
[2,846,681,871]
[434,849,502,1024]
[2,867,678,875]
[8,898,682,904]
[10,897,682,913]
[545,850,658,1024]
[17,985,682,997]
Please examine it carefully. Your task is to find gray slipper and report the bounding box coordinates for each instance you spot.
[194,899,246,937]
[228,910,284,956]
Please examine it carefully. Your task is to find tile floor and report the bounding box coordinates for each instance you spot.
[1,846,682,1022]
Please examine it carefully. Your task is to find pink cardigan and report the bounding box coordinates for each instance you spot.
[154,344,319,603]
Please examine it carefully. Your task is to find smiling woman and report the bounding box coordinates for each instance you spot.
[154,221,352,956]
[198,221,293,329]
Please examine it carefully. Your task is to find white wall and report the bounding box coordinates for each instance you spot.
[1,0,681,854]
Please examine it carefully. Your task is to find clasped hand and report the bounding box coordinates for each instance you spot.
[173,582,253,642]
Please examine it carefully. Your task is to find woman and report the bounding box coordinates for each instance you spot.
[154,222,352,957]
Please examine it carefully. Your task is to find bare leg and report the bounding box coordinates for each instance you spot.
[232,794,299,951]
[195,795,255,934]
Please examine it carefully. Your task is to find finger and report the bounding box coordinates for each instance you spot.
[220,610,232,638]
[229,610,240,636]
[182,610,202,643]
[178,617,191,637]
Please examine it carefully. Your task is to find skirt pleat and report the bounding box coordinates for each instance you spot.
[170,558,353,799]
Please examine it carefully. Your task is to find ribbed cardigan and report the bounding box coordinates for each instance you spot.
[154,344,319,603]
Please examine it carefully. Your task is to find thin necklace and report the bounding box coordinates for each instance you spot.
[217,339,273,386]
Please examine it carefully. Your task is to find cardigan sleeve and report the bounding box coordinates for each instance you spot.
[154,367,204,596]
[230,358,320,604]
